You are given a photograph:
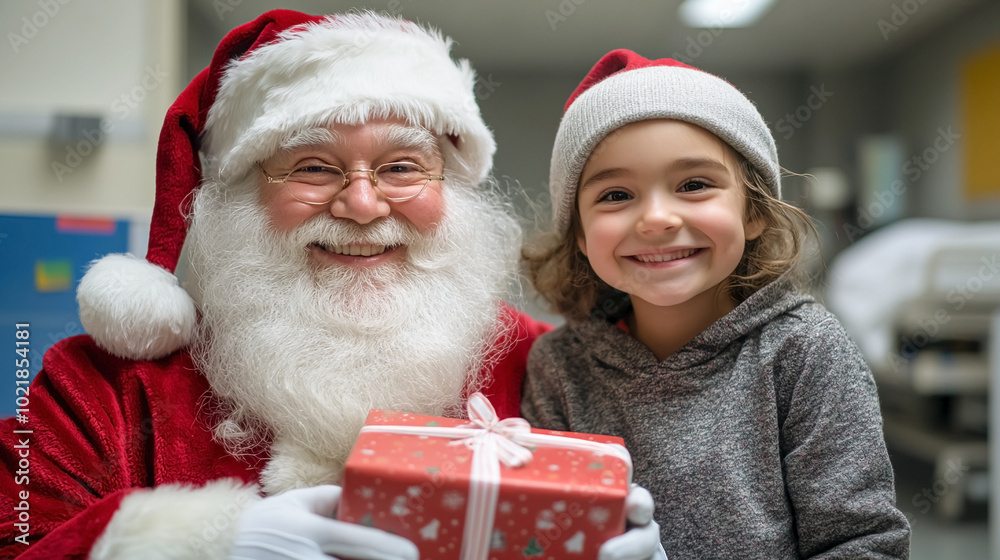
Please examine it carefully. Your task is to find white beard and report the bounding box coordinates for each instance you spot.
[185,173,521,493]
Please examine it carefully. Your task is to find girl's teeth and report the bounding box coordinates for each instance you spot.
[636,249,696,263]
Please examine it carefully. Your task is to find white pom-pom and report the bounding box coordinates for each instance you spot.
[78,253,196,360]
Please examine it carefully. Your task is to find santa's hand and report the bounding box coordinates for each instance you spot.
[229,485,418,560]
[598,484,668,560]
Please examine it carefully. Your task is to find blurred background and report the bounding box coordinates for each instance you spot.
[1,0,999,557]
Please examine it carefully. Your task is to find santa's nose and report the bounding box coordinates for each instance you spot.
[328,175,392,224]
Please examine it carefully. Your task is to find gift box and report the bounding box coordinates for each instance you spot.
[338,393,633,560]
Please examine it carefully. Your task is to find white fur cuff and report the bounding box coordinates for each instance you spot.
[77,253,197,360]
[90,479,261,560]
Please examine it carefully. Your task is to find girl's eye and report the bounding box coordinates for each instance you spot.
[678,181,709,193]
[598,190,632,203]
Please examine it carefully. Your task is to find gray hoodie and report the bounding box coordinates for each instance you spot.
[521,276,910,559]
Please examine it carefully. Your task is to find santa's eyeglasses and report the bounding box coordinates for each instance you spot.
[255,161,445,204]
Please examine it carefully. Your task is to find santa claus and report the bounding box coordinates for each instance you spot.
[0,9,661,560]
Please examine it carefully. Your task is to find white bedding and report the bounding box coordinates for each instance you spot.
[826,218,1000,373]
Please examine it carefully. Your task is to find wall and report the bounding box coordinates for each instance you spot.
[0,0,183,219]
[890,0,1000,221]
[474,70,575,229]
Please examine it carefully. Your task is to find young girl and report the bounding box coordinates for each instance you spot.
[521,50,910,559]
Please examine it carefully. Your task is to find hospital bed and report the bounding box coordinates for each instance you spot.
[827,218,1000,520]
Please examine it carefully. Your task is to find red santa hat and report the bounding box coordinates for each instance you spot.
[77,9,496,360]
[549,49,781,235]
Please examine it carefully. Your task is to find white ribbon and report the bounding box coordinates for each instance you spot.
[359,392,633,560]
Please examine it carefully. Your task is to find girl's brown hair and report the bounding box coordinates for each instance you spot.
[523,154,816,323]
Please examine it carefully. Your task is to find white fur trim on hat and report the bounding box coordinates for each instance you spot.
[203,12,495,186]
[78,253,196,360]
[90,479,260,560]
[550,65,781,234]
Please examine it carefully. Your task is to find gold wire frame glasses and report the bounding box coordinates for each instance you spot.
[255,161,445,204]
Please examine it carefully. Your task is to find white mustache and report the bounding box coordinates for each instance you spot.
[290,216,418,251]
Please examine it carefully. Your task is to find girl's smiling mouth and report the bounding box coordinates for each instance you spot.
[630,248,701,263]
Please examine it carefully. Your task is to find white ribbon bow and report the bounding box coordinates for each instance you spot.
[449,392,535,468]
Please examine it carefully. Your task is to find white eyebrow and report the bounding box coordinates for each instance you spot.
[280,128,342,150]
[372,124,441,157]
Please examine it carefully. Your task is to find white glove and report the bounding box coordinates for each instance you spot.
[598,484,668,560]
[229,485,418,560]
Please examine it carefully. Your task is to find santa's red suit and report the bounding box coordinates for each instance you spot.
[0,306,549,558]
[0,10,555,558]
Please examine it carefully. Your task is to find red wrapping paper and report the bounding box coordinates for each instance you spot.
[338,403,631,559]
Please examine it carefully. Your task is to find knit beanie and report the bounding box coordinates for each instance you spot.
[549,49,781,234]
[77,10,495,360]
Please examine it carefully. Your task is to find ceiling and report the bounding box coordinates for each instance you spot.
[188,0,988,75]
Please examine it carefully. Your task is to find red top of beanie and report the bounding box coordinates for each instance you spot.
[563,49,699,113]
